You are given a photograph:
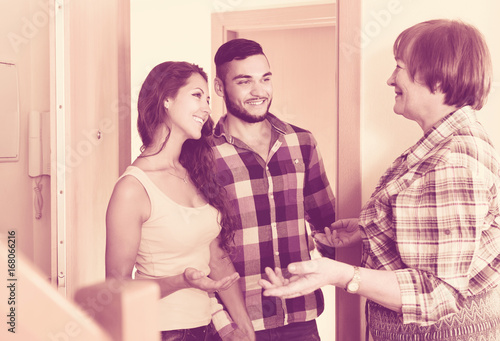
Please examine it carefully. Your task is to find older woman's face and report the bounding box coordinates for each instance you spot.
[387,59,436,126]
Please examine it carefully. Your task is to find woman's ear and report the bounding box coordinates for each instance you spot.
[214,77,225,97]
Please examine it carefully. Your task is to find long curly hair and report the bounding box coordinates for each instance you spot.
[137,61,235,252]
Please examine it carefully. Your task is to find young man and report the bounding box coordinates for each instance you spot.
[209,38,336,341]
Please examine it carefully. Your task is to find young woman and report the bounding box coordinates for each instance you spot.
[106,61,254,341]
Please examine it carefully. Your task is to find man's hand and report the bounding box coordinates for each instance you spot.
[313,218,361,253]
[183,267,239,293]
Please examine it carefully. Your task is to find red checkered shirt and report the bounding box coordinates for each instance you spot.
[360,106,500,325]
[210,113,336,333]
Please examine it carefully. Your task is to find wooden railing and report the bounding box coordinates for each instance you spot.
[0,240,159,341]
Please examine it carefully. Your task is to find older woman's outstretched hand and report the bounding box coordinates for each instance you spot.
[258,259,336,299]
[184,267,240,293]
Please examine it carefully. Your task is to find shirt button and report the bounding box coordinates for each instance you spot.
[270,194,274,199]
[444,229,451,235]
[294,159,299,164]
[274,251,280,256]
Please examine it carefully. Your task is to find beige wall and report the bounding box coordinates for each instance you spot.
[361,0,500,202]
[0,0,51,277]
[130,0,213,161]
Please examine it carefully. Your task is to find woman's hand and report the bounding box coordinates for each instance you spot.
[260,259,403,313]
[258,259,338,299]
[183,267,239,293]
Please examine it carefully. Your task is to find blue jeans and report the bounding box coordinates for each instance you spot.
[206,320,320,341]
[161,325,208,341]
[255,320,321,341]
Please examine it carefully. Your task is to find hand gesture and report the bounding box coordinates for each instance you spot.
[258,259,336,299]
[183,267,239,293]
[314,218,361,250]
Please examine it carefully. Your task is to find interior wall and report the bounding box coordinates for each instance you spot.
[361,0,500,202]
[0,0,51,278]
[130,0,212,161]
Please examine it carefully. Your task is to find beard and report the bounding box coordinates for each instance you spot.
[224,89,272,123]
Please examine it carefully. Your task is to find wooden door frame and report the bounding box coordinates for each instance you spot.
[50,0,131,297]
[336,1,363,340]
[211,2,362,340]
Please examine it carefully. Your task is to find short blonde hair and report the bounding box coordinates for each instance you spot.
[394,19,492,110]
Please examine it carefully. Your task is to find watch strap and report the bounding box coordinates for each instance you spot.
[345,266,361,294]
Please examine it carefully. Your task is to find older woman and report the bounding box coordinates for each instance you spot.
[260,19,500,340]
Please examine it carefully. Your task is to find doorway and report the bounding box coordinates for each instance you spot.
[212,4,337,339]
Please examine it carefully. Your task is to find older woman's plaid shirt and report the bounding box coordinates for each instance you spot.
[210,113,336,334]
[360,106,500,326]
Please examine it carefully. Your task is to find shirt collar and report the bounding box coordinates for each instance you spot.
[404,106,477,168]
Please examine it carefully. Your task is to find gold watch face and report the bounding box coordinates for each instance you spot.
[348,282,359,292]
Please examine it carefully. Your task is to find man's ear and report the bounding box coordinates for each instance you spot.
[214,77,225,97]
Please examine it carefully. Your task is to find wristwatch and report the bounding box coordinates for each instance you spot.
[345,266,361,294]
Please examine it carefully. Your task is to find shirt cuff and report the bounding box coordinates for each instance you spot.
[394,269,421,325]
[212,308,238,338]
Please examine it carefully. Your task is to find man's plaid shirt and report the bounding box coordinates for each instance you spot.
[210,113,336,333]
[360,106,500,326]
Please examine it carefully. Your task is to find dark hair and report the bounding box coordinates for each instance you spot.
[137,61,234,252]
[214,38,266,81]
[394,19,492,110]
[137,62,208,149]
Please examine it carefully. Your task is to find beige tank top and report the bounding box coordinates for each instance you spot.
[119,166,221,331]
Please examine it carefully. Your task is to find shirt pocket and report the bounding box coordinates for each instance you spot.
[280,158,306,203]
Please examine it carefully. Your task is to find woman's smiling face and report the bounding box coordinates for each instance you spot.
[166,73,211,140]
[386,59,438,127]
